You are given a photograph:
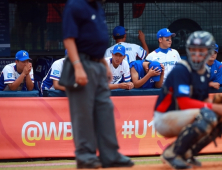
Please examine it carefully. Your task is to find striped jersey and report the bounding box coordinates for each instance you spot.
[41,58,65,92]
[0,63,34,91]
[105,57,131,84]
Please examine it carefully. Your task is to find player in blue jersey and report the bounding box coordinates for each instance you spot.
[206,43,222,89]
[154,31,222,169]
[130,60,164,88]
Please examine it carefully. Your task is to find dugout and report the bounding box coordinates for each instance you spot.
[1,0,222,62]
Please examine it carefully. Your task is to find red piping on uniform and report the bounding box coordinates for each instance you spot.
[177,97,212,110]
[156,87,173,112]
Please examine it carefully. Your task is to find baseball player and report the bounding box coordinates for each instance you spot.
[106,44,134,90]
[104,26,148,64]
[146,28,181,82]
[154,31,222,169]
[206,43,222,89]
[0,50,34,91]
[130,60,164,88]
[41,50,66,94]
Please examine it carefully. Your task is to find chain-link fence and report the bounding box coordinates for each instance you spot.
[8,1,222,55]
[104,1,222,54]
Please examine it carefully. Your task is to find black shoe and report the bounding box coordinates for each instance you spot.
[77,159,102,169]
[187,157,201,167]
[105,155,134,168]
[161,154,191,169]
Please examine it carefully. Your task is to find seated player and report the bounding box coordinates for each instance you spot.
[206,43,222,89]
[41,50,66,94]
[130,60,164,88]
[0,50,34,91]
[105,44,134,90]
[154,31,222,169]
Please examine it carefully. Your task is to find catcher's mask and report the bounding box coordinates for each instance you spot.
[186,31,215,71]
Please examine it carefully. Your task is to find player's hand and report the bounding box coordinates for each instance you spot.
[212,103,222,117]
[138,30,146,42]
[160,64,165,75]
[209,82,220,90]
[147,66,161,77]
[126,82,134,90]
[23,63,32,75]
[74,63,88,86]
[119,83,131,89]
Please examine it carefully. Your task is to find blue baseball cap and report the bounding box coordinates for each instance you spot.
[15,50,31,61]
[113,26,126,37]
[65,49,68,55]
[149,61,162,81]
[112,44,125,56]
[214,43,219,53]
[157,28,176,40]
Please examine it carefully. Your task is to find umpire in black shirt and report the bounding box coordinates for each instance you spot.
[62,0,134,168]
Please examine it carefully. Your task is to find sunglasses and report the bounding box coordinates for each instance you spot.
[161,37,172,41]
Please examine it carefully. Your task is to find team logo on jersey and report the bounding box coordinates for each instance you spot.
[7,73,12,78]
[200,76,205,82]
[53,70,60,75]
[178,84,190,95]
[150,79,154,83]
[214,70,217,74]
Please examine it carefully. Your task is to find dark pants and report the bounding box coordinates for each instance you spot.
[66,57,120,166]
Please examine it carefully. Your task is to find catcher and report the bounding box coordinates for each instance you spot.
[154,31,222,169]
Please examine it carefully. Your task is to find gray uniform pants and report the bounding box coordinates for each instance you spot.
[66,56,120,166]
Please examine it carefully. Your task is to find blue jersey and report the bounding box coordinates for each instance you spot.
[155,60,210,112]
[206,60,222,84]
[130,60,155,88]
[62,0,108,59]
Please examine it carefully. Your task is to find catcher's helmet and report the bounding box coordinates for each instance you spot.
[186,31,215,70]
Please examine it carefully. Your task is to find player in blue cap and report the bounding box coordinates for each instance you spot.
[130,59,164,88]
[104,26,149,64]
[106,44,134,90]
[0,50,34,91]
[206,43,222,89]
[146,28,181,83]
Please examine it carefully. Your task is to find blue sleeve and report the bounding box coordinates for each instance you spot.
[170,64,191,98]
[213,65,222,84]
[62,2,80,39]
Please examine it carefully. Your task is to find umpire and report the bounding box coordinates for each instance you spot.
[62,0,134,169]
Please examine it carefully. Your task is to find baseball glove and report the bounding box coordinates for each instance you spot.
[213,93,222,104]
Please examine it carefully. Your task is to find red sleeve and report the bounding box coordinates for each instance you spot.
[177,97,212,110]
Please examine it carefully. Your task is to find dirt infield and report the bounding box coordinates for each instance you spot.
[56,162,222,170]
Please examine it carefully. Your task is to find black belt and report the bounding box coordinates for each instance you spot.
[90,58,102,62]
[79,53,102,63]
